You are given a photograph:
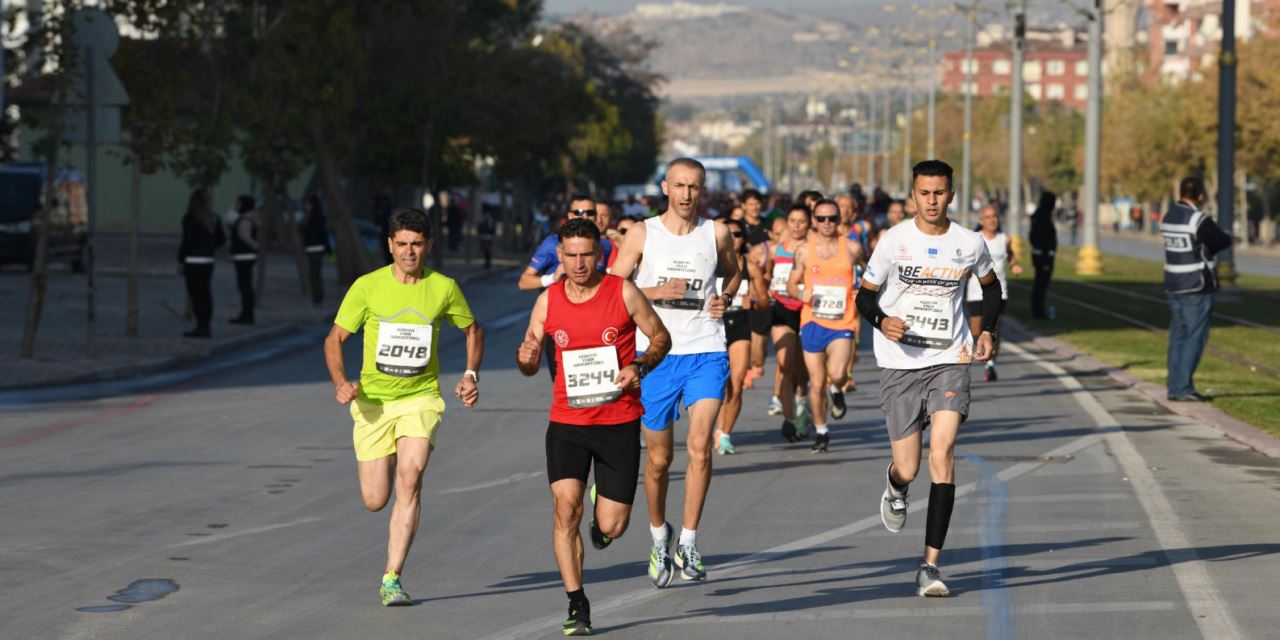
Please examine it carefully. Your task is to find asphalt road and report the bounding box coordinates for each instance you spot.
[2,277,1277,639]
[1096,234,1280,279]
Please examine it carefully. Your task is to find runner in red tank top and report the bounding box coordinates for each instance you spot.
[515,219,670,636]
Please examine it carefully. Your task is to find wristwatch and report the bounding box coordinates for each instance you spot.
[630,361,649,380]
[464,369,479,383]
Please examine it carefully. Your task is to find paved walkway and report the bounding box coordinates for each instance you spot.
[2,233,522,390]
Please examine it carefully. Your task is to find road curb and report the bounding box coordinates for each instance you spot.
[1004,316,1280,459]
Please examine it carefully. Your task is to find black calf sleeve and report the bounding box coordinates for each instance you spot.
[924,483,956,550]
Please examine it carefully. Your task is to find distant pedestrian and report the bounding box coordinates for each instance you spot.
[230,195,259,325]
[374,194,394,265]
[477,207,497,270]
[1029,191,1058,319]
[177,188,225,338]
[1162,177,1232,402]
[301,195,331,307]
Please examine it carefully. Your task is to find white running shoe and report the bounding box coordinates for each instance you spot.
[916,563,950,597]
[766,396,783,416]
[880,464,908,533]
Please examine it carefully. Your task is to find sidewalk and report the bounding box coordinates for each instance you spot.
[1,233,522,391]
[1098,226,1280,258]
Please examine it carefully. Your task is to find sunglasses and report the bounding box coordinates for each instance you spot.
[730,231,744,238]
[568,209,595,217]
[815,215,839,223]
[618,227,628,235]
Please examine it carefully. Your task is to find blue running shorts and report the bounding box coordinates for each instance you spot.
[638,352,730,431]
[800,323,854,353]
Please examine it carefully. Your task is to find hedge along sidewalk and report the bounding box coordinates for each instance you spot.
[1004,243,1280,444]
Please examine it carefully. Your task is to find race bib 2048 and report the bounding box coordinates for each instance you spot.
[376,321,432,377]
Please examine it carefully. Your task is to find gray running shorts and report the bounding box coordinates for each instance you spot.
[878,364,971,441]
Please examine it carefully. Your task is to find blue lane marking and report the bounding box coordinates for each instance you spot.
[967,454,1012,640]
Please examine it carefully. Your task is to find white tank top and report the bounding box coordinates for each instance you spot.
[634,216,726,354]
[967,231,1009,302]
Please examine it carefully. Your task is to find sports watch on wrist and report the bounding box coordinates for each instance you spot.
[464,369,479,383]
[630,361,649,380]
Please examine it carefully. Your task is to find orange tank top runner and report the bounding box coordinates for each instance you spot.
[800,236,858,331]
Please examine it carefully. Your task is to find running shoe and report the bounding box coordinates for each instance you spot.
[793,395,809,438]
[766,395,783,416]
[811,432,829,453]
[379,572,411,606]
[648,523,675,589]
[716,431,736,455]
[562,600,592,635]
[916,562,950,597]
[588,484,611,550]
[880,464,908,533]
[781,419,800,443]
[983,364,998,382]
[828,385,847,420]
[674,542,707,582]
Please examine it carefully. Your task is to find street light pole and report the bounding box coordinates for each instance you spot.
[927,0,938,158]
[1007,0,1026,256]
[867,88,877,188]
[960,3,976,227]
[1077,0,1105,276]
[902,48,915,194]
[1216,0,1239,288]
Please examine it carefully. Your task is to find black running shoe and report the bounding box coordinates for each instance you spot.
[828,386,847,420]
[781,420,800,443]
[811,432,830,453]
[588,484,611,550]
[562,600,592,636]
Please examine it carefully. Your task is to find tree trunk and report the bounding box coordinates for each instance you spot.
[20,82,70,358]
[254,175,277,300]
[126,159,141,337]
[314,145,370,285]
[278,185,311,297]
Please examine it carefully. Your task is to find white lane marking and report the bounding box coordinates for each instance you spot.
[477,429,1109,640]
[968,492,1130,504]
[167,517,324,548]
[861,521,1142,537]
[436,471,543,494]
[608,601,1177,626]
[1005,342,1243,640]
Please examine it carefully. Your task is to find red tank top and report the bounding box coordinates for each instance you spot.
[546,275,643,425]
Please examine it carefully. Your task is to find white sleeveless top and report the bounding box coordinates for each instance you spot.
[634,216,726,354]
[966,231,1009,301]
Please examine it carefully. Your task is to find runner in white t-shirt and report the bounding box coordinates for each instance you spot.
[964,204,1023,382]
[855,160,1003,598]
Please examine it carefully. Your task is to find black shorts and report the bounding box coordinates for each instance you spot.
[771,302,801,333]
[964,299,1007,318]
[546,420,641,505]
[748,306,772,336]
[725,310,751,345]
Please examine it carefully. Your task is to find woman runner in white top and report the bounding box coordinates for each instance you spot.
[964,204,1023,381]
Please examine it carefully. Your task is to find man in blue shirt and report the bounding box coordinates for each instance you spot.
[518,194,611,290]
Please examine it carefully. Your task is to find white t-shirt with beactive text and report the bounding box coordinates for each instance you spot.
[863,219,994,370]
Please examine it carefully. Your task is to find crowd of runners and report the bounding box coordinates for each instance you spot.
[323,156,1014,635]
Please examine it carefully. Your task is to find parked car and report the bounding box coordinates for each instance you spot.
[0,163,89,272]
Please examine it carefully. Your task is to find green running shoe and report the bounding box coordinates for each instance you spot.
[562,601,592,635]
[648,522,674,588]
[379,572,411,606]
[716,432,736,455]
[675,542,707,582]
[588,484,611,550]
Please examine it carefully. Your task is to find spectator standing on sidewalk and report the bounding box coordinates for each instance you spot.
[230,195,259,325]
[178,188,225,338]
[477,207,497,270]
[1162,176,1232,402]
[301,195,331,307]
[1029,191,1058,319]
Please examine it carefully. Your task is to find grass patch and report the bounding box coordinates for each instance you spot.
[1007,244,1280,437]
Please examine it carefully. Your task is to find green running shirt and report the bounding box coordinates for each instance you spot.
[335,265,475,403]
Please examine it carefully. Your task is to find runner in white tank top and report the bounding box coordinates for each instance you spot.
[964,205,1023,381]
[607,158,740,587]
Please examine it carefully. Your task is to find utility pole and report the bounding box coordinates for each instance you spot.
[1077,0,1105,276]
[1216,0,1239,288]
[866,89,876,188]
[1007,0,1027,256]
[927,0,938,159]
[763,101,774,184]
[960,3,976,227]
[882,86,892,189]
[902,48,915,194]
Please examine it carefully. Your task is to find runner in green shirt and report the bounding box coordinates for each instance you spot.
[323,207,485,607]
